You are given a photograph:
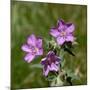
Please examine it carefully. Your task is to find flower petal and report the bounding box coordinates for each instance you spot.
[21,44,30,52]
[27,34,36,46]
[56,36,65,45]
[36,38,42,48]
[55,57,61,64]
[43,65,50,76]
[58,19,65,30]
[50,63,58,71]
[50,28,60,37]
[36,49,43,55]
[41,58,47,65]
[24,53,35,63]
[66,24,75,33]
[66,35,74,42]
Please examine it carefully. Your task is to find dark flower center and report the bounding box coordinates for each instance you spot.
[29,45,38,55]
[46,55,56,65]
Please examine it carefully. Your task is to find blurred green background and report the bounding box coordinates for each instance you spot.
[11,1,87,89]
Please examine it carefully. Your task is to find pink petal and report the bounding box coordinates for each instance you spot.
[36,49,43,55]
[55,57,60,64]
[56,36,65,45]
[66,35,74,42]
[58,19,65,30]
[27,34,36,46]
[50,63,58,71]
[66,24,75,33]
[50,28,60,37]
[21,44,30,52]
[24,53,35,63]
[43,66,50,76]
[36,38,42,48]
[41,58,47,65]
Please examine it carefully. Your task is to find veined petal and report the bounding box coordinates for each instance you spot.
[50,28,60,37]
[66,23,75,33]
[43,65,50,76]
[50,63,58,71]
[24,53,35,63]
[27,34,36,46]
[56,36,65,45]
[41,58,47,65]
[65,35,74,42]
[21,44,30,52]
[55,57,61,64]
[58,19,65,30]
[36,38,42,48]
[36,49,43,55]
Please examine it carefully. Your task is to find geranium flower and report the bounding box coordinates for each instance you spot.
[50,19,75,45]
[41,51,61,76]
[21,34,43,63]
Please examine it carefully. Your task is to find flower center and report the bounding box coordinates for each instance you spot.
[60,31,66,37]
[29,45,38,54]
[47,56,55,65]
[35,47,39,52]
[48,57,51,61]
[32,47,39,54]
[47,58,52,65]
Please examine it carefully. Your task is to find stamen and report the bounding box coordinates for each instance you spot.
[60,31,66,37]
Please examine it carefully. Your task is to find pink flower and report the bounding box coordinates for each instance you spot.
[21,34,43,63]
[50,19,75,45]
[41,51,61,76]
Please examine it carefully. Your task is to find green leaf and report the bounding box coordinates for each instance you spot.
[46,75,57,81]
[64,47,75,56]
[50,75,64,86]
[29,64,43,69]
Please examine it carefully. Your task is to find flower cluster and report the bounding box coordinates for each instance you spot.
[21,19,76,79]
